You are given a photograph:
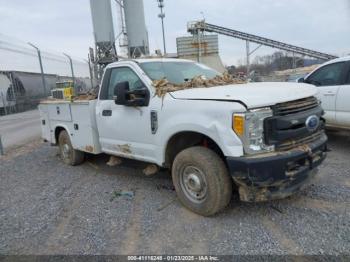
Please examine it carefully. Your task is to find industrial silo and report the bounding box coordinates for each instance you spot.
[90,0,117,64]
[123,0,149,57]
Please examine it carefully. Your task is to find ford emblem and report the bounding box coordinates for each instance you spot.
[305,115,320,132]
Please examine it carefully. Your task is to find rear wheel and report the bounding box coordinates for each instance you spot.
[172,146,232,216]
[58,130,84,166]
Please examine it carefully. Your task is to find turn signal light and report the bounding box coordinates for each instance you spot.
[233,115,244,136]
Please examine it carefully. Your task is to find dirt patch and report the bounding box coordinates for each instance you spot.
[85,145,94,153]
[117,144,132,154]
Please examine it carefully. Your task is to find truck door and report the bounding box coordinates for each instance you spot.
[335,62,350,127]
[96,66,157,163]
[305,62,347,125]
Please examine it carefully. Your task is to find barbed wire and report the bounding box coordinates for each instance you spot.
[0,33,90,77]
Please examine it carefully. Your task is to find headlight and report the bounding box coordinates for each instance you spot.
[233,108,274,155]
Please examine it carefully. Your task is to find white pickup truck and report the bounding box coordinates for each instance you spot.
[39,58,327,216]
[299,56,350,130]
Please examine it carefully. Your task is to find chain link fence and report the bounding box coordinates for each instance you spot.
[0,34,95,115]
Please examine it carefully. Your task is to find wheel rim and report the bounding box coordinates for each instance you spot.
[61,142,71,160]
[180,166,208,203]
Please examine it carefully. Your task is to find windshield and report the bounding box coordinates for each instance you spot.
[139,61,220,84]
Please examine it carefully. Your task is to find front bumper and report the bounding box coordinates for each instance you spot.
[226,133,328,202]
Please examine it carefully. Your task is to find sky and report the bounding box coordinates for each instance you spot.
[0,0,349,67]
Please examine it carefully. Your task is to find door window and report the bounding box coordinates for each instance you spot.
[107,67,144,99]
[307,62,345,86]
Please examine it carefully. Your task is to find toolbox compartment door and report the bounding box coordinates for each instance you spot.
[47,104,72,122]
[38,104,51,142]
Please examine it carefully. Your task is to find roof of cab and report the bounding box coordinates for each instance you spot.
[322,55,350,66]
[106,58,194,68]
[304,55,350,79]
[134,58,193,63]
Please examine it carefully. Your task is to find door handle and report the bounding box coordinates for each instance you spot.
[102,110,112,116]
[324,91,336,96]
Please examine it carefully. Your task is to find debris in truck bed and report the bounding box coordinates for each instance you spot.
[73,94,97,101]
[152,73,246,97]
[74,85,99,101]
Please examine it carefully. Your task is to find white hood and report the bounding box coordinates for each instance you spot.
[170,82,317,109]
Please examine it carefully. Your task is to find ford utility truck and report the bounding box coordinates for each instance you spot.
[39,59,327,216]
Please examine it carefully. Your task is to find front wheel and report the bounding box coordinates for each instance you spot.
[58,130,85,166]
[172,146,232,216]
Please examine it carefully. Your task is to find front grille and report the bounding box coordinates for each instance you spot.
[264,96,324,150]
[273,96,319,116]
[276,131,324,151]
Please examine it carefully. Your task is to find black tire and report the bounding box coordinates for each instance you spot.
[58,130,85,166]
[172,146,232,216]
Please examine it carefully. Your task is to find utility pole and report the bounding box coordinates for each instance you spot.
[0,134,4,155]
[28,42,47,94]
[63,53,76,94]
[157,0,166,55]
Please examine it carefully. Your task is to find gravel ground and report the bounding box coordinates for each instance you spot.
[0,131,349,255]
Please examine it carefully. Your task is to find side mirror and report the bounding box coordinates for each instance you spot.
[114,81,130,105]
[114,81,150,107]
[297,77,305,83]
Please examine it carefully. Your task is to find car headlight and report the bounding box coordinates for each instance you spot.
[233,108,274,155]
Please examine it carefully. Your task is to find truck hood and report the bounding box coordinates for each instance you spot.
[170,82,317,109]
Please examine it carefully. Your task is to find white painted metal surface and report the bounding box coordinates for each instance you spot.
[38,105,51,142]
[47,104,72,122]
[40,59,320,166]
[171,82,317,109]
[304,56,350,129]
[40,100,102,154]
[336,83,350,127]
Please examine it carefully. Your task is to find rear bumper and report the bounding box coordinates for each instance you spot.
[226,133,327,202]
